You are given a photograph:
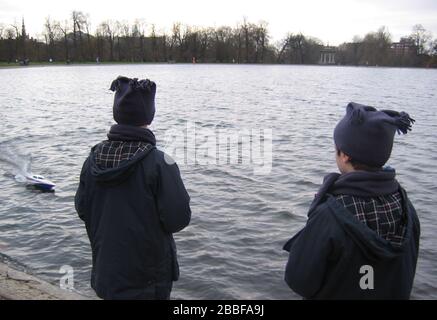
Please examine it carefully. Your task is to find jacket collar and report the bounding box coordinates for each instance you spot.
[308,167,400,214]
[107,124,156,145]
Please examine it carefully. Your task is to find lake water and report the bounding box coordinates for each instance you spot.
[0,64,436,299]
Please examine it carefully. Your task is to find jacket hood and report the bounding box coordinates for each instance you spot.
[326,189,414,261]
[308,167,399,213]
[90,143,155,185]
[307,168,414,261]
[89,124,156,185]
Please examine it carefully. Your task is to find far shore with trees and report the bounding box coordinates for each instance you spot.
[1,12,436,68]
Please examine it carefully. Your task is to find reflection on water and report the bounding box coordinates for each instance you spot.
[0,64,436,299]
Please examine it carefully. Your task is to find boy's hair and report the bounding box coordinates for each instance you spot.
[336,147,382,172]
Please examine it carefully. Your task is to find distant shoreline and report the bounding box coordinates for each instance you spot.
[1,61,436,70]
[0,61,164,69]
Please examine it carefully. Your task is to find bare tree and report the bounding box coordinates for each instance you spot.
[241,17,250,63]
[235,24,242,63]
[83,13,93,60]
[431,38,437,56]
[198,28,211,62]
[132,19,147,61]
[3,27,17,62]
[118,20,131,61]
[169,22,182,61]
[43,17,57,60]
[54,19,71,62]
[375,26,392,65]
[95,27,104,61]
[277,33,322,64]
[98,20,117,61]
[71,11,88,61]
[254,21,268,63]
[287,33,306,64]
[410,24,432,55]
[150,23,158,61]
[277,34,290,63]
[10,21,20,60]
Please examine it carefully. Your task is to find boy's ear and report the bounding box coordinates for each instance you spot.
[339,150,352,163]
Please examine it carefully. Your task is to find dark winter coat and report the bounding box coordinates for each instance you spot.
[75,124,191,299]
[284,169,420,299]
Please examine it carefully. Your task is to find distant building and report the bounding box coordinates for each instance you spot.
[319,46,336,65]
[391,38,417,56]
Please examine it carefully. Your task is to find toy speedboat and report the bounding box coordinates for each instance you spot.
[15,173,56,192]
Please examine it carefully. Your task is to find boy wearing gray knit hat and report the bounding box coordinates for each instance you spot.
[284,102,420,299]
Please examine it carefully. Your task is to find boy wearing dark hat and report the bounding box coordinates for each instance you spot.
[75,76,191,300]
[283,102,420,299]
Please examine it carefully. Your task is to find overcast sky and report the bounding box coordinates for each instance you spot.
[1,0,436,45]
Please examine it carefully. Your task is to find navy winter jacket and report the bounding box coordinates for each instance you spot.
[284,169,420,299]
[75,125,191,299]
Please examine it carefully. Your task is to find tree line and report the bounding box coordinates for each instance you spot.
[0,12,436,67]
